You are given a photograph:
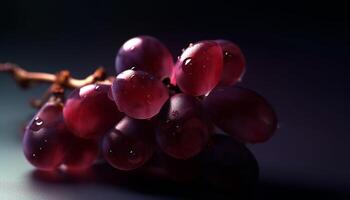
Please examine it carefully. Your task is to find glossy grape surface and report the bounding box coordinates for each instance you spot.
[174,41,223,96]
[102,117,155,171]
[204,86,277,143]
[216,40,246,86]
[116,36,174,79]
[23,102,67,170]
[112,69,169,119]
[63,84,123,139]
[156,94,210,159]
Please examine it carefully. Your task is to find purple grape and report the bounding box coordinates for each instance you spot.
[116,36,174,79]
[23,102,67,171]
[156,94,210,160]
[216,40,246,86]
[102,117,155,171]
[111,69,169,119]
[203,86,277,143]
[63,84,123,139]
[173,41,223,96]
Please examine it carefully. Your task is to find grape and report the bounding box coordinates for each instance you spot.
[198,134,259,193]
[63,84,123,139]
[102,117,155,171]
[116,36,174,79]
[23,102,67,171]
[203,86,277,143]
[156,94,210,160]
[111,69,169,119]
[216,40,246,86]
[174,41,223,96]
[62,135,99,171]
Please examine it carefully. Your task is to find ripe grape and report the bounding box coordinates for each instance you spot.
[116,36,174,79]
[63,84,123,139]
[216,40,246,86]
[174,41,223,96]
[203,86,277,143]
[23,102,67,171]
[111,69,169,119]
[198,134,259,193]
[156,94,210,160]
[102,117,155,171]
[62,135,99,171]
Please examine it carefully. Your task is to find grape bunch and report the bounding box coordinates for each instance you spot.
[19,36,277,191]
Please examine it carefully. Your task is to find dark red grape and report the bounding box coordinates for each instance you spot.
[23,102,67,171]
[198,134,259,193]
[102,117,155,171]
[63,84,123,139]
[203,86,277,143]
[62,135,99,171]
[112,69,169,119]
[116,36,174,79]
[173,41,223,96]
[156,94,210,160]
[216,40,246,86]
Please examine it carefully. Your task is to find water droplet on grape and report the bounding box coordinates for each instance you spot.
[30,117,44,132]
[131,66,136,70]
[177,56,181,60]
[189,43,193,47]
[95,85,100,91]
[181,48,185,52]
[32,153,36,157]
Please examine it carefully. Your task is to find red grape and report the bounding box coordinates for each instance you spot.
[173,41,223,96]
[156,94,210,160]
[63,84,123,139]
[23,102,67,171]
[102,117,155,171]
[199,134,259,192]
[62,135,99,171]
[111,69,169,119]
[116,36,174,79]
[203,86,277,143]
[216,40,246,86]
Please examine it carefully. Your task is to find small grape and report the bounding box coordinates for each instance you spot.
[102,117,155,171]
[111,69,169,119]
[23,102,67,171]
[63,84,123,139]
[116,36,174,79]
[203,86,277,143]
[173,41,223,96]
[156,94,210,160]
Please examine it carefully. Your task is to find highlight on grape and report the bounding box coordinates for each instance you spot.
[0,35,277,192]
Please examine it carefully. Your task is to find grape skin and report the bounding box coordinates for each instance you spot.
[116,36,174,80]
[203,86,277,143]
[156,94,210,160]
[23,102,67,171]
[174,41,223,96]
[63,84,123,139]
[102,117,155,171]
[112,69,169,119]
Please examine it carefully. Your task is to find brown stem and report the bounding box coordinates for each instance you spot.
[0,63,112,89]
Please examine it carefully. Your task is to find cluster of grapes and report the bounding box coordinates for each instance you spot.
[22,36,277,190]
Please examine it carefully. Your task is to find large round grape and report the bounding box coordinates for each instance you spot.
[198,134,259,193]
[62,135,99,171]
[112,69,169,119]
[102,117,155,171]
[216,40,246,86]
[23,102,67,171]
[203,86,277,143]
[116,36,174,79]
[63,84,123,139]
[174,41,223,96]
[156,94,210,160]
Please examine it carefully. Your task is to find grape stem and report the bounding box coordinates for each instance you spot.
[0,62,113,108]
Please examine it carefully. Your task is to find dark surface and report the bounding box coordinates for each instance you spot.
[1,1,350,199]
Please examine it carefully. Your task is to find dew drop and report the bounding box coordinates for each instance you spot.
[30,117,44,132]
[95,85,100,91]
[131,66,136,70]
[181,48,185,52]
[32,153,36,157]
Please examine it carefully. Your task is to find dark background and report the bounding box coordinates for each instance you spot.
[0,1,349,199]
